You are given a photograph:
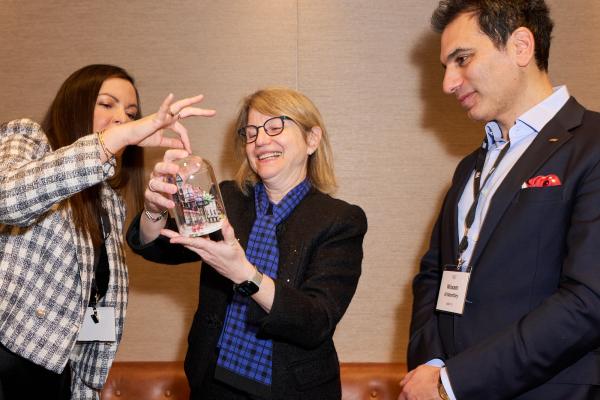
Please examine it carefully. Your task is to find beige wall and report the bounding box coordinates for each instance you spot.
[1,0,599,363]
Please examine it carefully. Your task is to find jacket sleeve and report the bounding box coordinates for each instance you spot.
[126,213,201,265]
[407,212,447,369]
[249,203,367,349]
[0,119,111,226]
[407,153,476,369]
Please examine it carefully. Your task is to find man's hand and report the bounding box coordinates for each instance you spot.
[398,364,441,400]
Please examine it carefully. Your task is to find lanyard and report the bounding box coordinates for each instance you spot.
[90,210,111,323]
[457,139,511,267]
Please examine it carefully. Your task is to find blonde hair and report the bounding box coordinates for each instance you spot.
[233,87,337,194]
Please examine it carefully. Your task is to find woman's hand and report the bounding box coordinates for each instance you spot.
[161,218,255,284]
[103,93,216,155]
[144,149,189,214]
[161,218,276,312]
[138,148,189,244]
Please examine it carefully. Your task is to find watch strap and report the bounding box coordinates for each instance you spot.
[250,266,263,287]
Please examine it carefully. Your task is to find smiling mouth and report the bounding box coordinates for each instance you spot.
[257,151,282,161]
[458,92,475,107]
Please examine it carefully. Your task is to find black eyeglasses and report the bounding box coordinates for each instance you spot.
[237,115,295,144]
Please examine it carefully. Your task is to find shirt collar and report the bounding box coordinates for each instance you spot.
[484,85,570,148]
[518,85,570,132]
[254,179,311,219]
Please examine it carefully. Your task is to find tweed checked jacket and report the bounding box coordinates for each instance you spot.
[0,119,128,397]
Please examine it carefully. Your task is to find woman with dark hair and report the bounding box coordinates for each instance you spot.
[0,64,215,399]
[128,87,367,399]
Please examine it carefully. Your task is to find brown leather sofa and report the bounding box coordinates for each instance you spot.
[101,361,407,399]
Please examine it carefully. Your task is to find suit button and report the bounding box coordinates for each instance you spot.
[35,308,47,318]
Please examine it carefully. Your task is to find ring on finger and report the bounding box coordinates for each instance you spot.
[148,179,159,192]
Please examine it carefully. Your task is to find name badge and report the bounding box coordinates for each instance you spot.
[436,265,471,315]
[77,307,116,342]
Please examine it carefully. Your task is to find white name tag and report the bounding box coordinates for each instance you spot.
[436,267,471,315]
[77,307,116,342]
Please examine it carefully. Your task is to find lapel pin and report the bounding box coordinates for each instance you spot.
[548,137,559,142]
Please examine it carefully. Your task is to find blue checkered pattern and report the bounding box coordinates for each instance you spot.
[216,180,311,387]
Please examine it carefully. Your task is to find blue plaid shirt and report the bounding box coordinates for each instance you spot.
[215,179,311,395]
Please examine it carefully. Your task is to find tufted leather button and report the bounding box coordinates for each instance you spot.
[165,389,172,397]
[115,389,121,396]
[35,308,47,318]
[370,389,379,398]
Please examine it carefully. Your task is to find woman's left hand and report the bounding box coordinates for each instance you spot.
[161,218,255,284]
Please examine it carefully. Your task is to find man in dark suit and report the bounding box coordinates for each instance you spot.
[400,1,600,399]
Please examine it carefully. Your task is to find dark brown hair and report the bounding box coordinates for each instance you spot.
[41,64,145,246]
[431,0,554,71]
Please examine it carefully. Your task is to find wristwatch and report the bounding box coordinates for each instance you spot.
[233,266,263,297]
[438,376,450,400]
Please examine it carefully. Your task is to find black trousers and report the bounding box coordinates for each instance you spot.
[197,378,260,400]
[192,353,269,400]
[516,383,600,400]
[0,342,70,400]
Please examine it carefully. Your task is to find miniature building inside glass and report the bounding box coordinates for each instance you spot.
[169,156,226,236]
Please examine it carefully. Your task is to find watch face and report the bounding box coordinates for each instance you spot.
[234,280,259,297]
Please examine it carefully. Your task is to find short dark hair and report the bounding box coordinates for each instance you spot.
[41,64,145,246]
[431,0,554,71]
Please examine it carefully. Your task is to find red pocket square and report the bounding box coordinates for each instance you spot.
[526,174,561,188]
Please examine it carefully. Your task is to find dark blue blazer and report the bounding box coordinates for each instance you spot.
[408,98,600,399]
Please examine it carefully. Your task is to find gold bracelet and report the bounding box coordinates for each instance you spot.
[97,130,115,158]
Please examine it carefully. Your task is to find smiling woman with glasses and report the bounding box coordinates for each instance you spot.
[128,86,367,400]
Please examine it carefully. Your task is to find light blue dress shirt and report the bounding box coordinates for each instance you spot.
[456,85,570,267]
[430,86,570,400]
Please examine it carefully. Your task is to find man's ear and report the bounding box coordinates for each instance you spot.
[307,126,322,155]
[511,27,536,67]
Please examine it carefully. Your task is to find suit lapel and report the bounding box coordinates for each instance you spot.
[469,98,584,267]
[235,189,255,250]
[275,190,316,283]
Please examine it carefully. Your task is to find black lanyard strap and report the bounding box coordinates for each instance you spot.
[90,210,111,306]
[457,140,511,265]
